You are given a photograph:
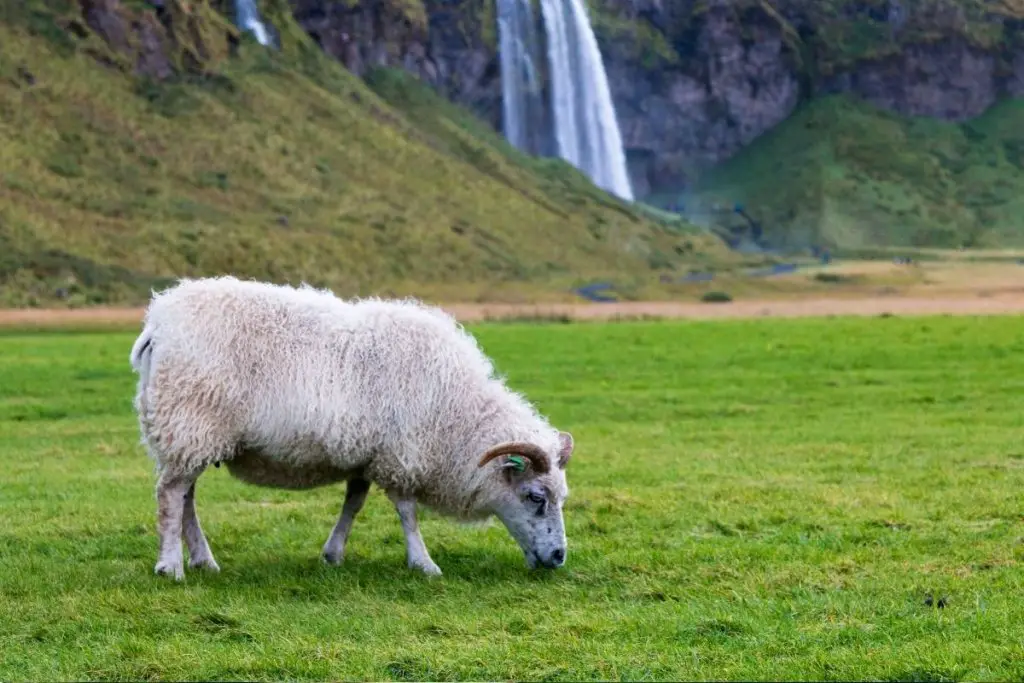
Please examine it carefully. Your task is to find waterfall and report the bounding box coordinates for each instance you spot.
[497,0,634,201]
[235,0,272,47]
[497,0,545,155]
[539,0,633,201]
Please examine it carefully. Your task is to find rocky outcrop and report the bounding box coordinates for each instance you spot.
[601,2,802,195]
[65,0,234,80]
[79,0,175,79]
[286,0,1022,196]
[292,0,424,77]
[293,0,504,124]
[1011,48,1024,96]
[820,39,1005,120]
[61,0,1024,197]
[592,0,1024,193]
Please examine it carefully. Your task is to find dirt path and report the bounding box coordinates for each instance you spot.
[1,292,1022,329]
[445,294,1024,321]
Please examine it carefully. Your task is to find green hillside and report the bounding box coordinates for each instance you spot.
[675,96,1024,251]
[0,0,728,308]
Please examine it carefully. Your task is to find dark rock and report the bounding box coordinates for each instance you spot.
[1008,48,1024,97]
[78,0,175,80]
[604,3,801,193]
[291,0,503,128]
[17,65,36,86]
[134,14,174,80]
[820,38,997,121]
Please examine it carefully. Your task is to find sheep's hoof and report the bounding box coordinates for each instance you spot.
[189,556,220,572]
[411,560,442,577]
[154,559,185,581]
[321,550,344,566]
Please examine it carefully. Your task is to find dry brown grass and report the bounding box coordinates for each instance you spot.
[3,260,1022,329]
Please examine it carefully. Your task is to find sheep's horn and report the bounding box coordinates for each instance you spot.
[477,442,550,474]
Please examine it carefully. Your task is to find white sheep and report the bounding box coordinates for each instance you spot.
[129,276,575,580]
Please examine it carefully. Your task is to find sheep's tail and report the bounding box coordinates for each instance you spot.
[130,324,155,389]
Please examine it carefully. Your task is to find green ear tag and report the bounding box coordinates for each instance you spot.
[507,455,526,472]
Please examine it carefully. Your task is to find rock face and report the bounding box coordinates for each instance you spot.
[1012,48,1024,96]
[291,0,1024,196]
[70,0,237,81]
[592,0,1024,194]
[287,0,1023,196]
[49,0,1024,196]
[80,0,175,79]
[292,0,504,126]
[602,3,802,196]
[819,39,998,121]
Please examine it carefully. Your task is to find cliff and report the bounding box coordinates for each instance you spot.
[292,0,1024,193]
[0,0,730,307]
[596,0,1024,195]
[291,0,1024,247]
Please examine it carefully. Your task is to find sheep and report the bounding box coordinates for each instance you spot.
[129,276,575,580]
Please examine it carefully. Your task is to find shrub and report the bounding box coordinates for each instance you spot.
[701,290,733,303]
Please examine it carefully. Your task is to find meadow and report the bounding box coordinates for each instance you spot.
[1,316,1023,681]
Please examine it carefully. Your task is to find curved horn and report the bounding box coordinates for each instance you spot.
[477,442,551,474]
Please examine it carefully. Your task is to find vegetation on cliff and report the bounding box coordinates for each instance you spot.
[591,0,1024,77]
[0,0,729,308]
[675,95,1024,249]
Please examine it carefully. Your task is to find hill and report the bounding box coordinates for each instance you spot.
[0,0,730,308]
[649,95,1024,251]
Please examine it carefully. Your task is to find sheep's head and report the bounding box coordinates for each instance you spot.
[477,431,574,570]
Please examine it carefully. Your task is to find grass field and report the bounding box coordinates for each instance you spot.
[2,316,1024,680]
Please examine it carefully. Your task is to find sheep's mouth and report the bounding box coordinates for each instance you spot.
[524,550,539,569]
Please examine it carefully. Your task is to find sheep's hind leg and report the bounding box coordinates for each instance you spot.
[183,479,219,572]
[322,477,371,565]
[154,470,200,580]
[388,493,442,577]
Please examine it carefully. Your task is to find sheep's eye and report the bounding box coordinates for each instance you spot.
[527,492,545,505]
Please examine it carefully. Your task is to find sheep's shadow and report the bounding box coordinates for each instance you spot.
[179,547,569,597]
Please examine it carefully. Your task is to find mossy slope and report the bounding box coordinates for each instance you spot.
[0,0,725,307]
[681,96,1024,250]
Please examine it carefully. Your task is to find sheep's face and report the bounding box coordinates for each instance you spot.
[488,432,574,570]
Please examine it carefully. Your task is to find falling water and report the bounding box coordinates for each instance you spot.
[538,0,633,201]
[497,0,545,155]
[235,0,272,47]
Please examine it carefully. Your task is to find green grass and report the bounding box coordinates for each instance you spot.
[3,316,1024,680]
[679,96,1024,251]
[0,0,727,308]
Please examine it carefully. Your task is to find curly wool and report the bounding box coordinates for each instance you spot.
[130,276,564,518]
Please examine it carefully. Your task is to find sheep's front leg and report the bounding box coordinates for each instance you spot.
[154,471,199,580]
[182,481,219,572]
[388,493,442,576]
[322,477,371,565]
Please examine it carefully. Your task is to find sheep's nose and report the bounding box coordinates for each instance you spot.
[549,548,565,566]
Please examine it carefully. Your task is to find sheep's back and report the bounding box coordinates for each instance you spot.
[144,277,498,470]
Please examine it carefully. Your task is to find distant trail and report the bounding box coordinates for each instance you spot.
[446,294,1024,321]
[2,293,1023,328]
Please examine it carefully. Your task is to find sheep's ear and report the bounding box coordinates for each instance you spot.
[557,431,574,469]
